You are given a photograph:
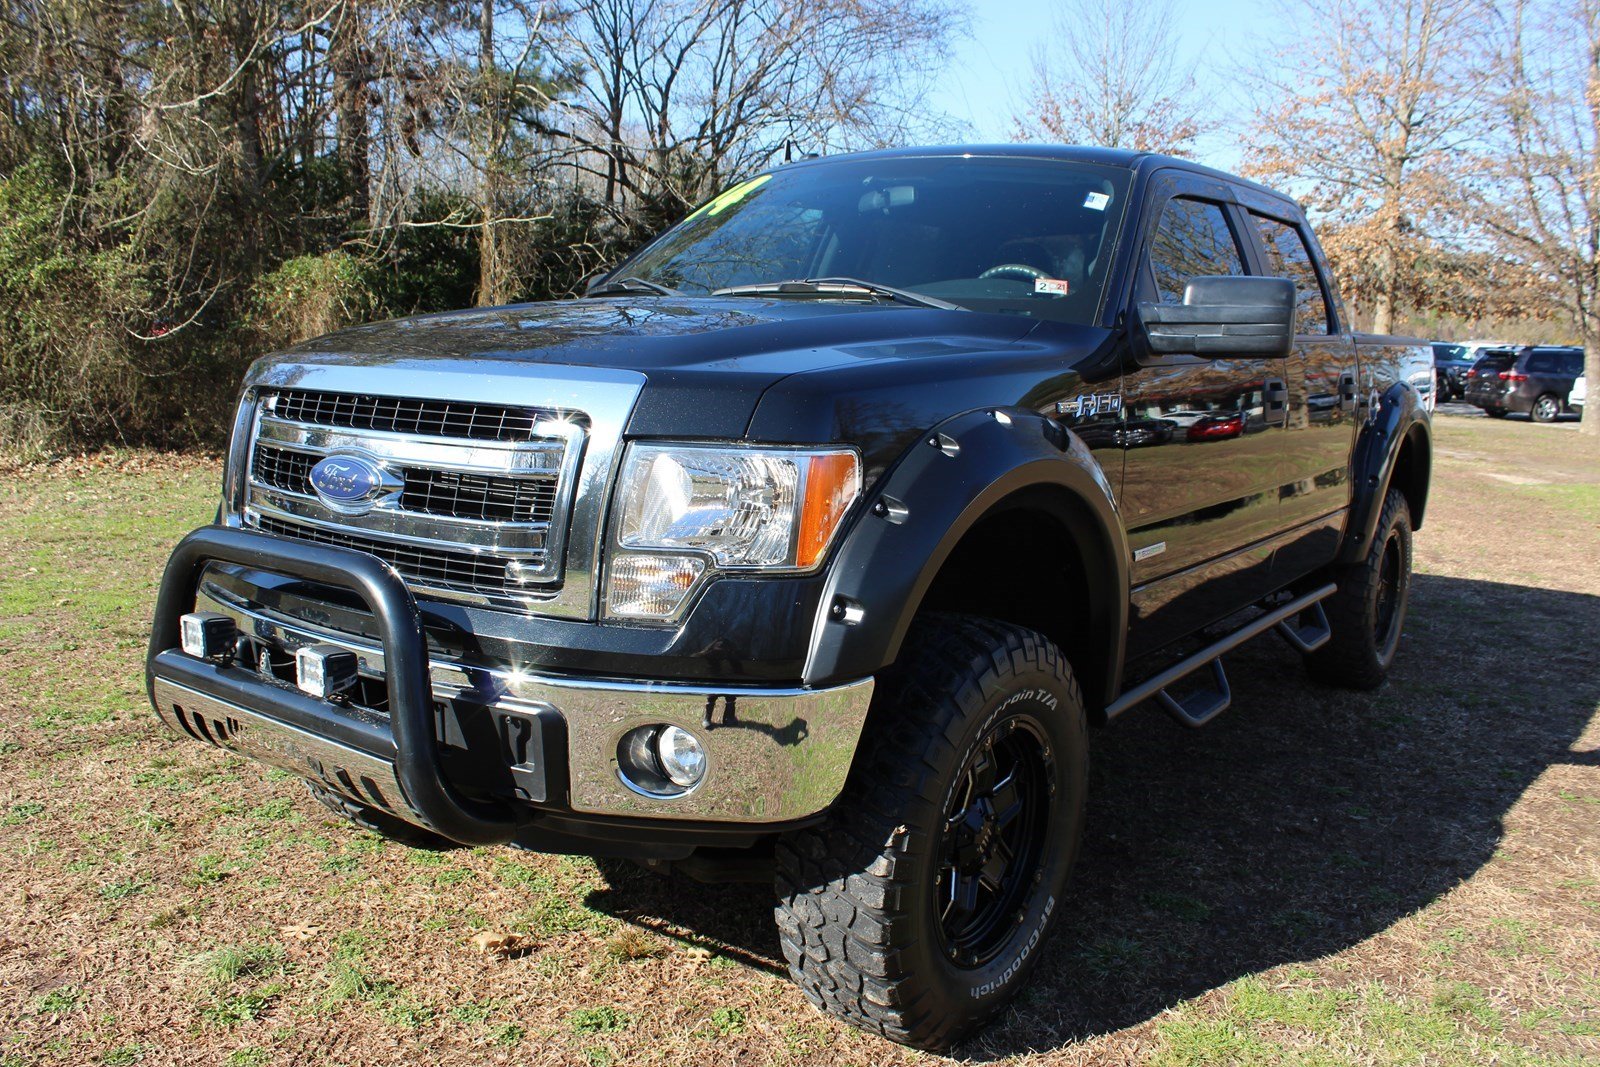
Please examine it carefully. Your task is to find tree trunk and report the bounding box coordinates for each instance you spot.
[477,0,503,307]
[1582,319,1599,438]
[332,3,370,223]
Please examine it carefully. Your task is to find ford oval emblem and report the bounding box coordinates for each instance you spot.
[308,455,389,513]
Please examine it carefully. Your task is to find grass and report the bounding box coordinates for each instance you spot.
[1,423,1598,1065]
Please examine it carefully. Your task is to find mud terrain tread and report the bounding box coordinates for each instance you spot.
[773,614,1080,1049]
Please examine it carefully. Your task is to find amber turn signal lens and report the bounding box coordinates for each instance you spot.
[796,452,862,569]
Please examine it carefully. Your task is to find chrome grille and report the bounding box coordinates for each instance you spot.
[242,388,586,606]
[251,445,316,495]
[401,466,558,524]
[269,389,558,442]
[256,515,516,595]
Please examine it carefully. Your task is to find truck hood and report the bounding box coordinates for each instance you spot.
[261,296,1041,438]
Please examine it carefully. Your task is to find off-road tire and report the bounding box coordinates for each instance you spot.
[773,614,1088,1051]
[1306,488,1412,689]
[1531,393,1562,424]
[307,782,460,850]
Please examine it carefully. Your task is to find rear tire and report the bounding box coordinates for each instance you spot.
[1531,393,1562,423]
[1306,488,1412,690]
[773,615,1088,1050]
[307,782,460,850]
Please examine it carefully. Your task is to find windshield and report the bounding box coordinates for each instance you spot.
[1432,343,1466,361]
[618,156,1133,325]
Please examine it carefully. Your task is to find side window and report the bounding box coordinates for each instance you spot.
[1251,214,1331,334]
[1564,352,1585,376]
[1526,352,1556,374]
[1148,198,1245,305]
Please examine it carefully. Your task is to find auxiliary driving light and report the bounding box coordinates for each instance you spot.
[179,612,238,660]
[295,643,360,700]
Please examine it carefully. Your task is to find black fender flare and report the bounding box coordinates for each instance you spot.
[802,407,1130,708]
[1340,381,1432,565]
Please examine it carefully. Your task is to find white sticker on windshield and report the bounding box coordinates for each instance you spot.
[1084,192,1111,211]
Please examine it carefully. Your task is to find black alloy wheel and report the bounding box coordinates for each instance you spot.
[1372,526,1406,663]
[936,715,1052,967]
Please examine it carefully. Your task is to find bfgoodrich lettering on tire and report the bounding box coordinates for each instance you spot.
[773,614,1088,1050]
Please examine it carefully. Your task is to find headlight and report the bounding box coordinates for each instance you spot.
[605,443,861,621]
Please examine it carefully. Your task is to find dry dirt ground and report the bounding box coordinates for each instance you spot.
[2,417,1598,1067]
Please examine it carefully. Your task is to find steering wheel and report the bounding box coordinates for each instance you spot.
[979,263,1048,281]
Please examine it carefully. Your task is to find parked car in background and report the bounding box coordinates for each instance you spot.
[1573,374,1586,415]
[1463,345,1586,422]
[1404,344,1437,412]
[1432,340,1508,401]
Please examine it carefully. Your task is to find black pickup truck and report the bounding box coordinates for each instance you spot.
[146,145,1432,1050]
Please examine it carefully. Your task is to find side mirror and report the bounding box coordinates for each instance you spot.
[1137,276,1296,358]
[583,272,612,296]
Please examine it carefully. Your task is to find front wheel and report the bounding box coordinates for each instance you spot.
[773,615,1087,1050]
[1306,488,1412,689]
[1531,393,1562,423]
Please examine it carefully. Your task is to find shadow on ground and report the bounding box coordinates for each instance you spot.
[583,574,1600,1058]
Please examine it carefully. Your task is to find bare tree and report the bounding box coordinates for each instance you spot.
[542,0,963,216]
[1477,0,1600,439]
[1009,0,1208,155]
[1243,0,1494,334]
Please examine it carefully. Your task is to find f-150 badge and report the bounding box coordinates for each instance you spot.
[1056,393,1123,419]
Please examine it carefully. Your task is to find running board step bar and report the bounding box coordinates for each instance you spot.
[1105,583,1337,728]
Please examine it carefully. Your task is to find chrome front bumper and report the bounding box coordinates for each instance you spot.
[151,532,874,831]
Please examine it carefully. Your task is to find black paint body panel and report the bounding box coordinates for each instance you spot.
[230,145,1433,717]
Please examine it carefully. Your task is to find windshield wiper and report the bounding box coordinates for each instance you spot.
[586,276,681,297]
[711,277,959,311]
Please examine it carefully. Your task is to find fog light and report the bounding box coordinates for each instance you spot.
[654,725,706,788]
[295,644,359,700]
[180,612,237,659]
[617,723,708,797]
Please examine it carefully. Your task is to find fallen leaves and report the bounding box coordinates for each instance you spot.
[469,930,526,958]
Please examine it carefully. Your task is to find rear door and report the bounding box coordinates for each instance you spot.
[1241,208,1360,580]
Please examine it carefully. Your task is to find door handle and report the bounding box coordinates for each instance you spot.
[1338,371,1358,413]
[1264,377,1288,426]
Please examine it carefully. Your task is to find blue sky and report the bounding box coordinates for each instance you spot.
[925,0,1260,171]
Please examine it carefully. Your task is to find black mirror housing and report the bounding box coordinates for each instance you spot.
[1137,276,1297,358]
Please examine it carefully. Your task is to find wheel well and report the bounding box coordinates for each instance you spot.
[915,488,1116,713]
[1390,424,1431,530]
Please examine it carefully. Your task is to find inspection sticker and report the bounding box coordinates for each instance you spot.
[1083,191,1111,211]
[1033,277,1071,296]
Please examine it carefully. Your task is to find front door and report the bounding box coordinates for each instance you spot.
[1119,175,1288,654]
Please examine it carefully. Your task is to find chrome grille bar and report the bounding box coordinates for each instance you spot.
[268,388,567,442]
[252,443,559,525]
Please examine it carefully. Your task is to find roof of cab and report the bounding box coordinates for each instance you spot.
[773,143,1291,203]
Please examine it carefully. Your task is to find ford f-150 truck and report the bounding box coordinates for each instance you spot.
[146,145,1432,1050]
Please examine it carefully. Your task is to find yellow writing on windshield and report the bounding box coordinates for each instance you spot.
[689,174,773,220]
